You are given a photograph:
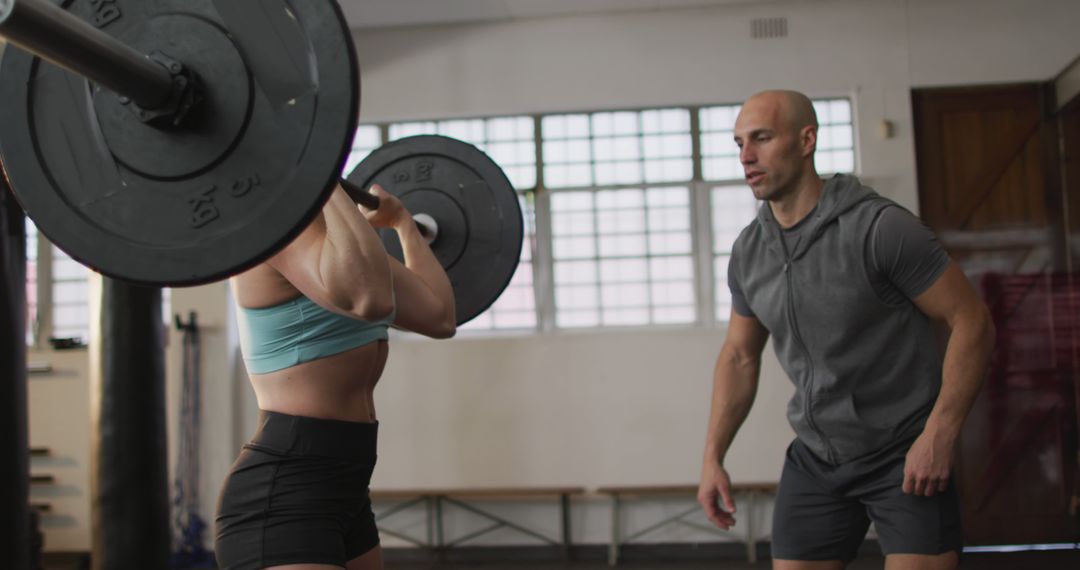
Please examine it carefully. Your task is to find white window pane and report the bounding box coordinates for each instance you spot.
[515,142,535,164]
[703,157,742,181]
[493,311,536,329]
[599,258,648,283]
[813,100,830,124]
[601,283,649,308]
[650,256,693,280]
[816,151,835,174]
[551,191,593,212]
[440,119,484,142]
[554,211,594,236]
[553,236,596,259]
[661,109,690,133]
[594,162,617,186]
[611,112,638,135]
[355,126,381,147]
[647,208,690,232]
[654,306,695,324]
[556,285,598,309]
[544,166,568,188]
[509,168,534,190]
[597,189,644,209]
[611,137,640,160]
[564,115,590,138]
[830,100,851,124]
[489,117,519,141]
[599,234,646,257]
[554,260,598,285]
[52,256,88,280]
[818,125,835,150]
[833,125,853,150]
[53,281,87,305]
[591,138,614,162]
[565,139,591,162]
[487,142,517,166]
[557,309,599,328]
[651,281,694,306]
[544,140,569,164]
[602,308,649,326]
[648,232,691,255]
[647,187,688,207]
[834,150,855,173]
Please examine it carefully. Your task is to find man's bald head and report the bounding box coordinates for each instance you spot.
[734,90,820,202]
[742,90,818,132]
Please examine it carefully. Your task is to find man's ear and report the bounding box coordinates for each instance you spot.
[800,125,818,158]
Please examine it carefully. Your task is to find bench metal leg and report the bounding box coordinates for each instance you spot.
[561,492,572,561]
[608,494,621,566]
[746,490,756,563]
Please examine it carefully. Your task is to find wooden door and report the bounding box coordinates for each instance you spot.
[913,83,1079,545]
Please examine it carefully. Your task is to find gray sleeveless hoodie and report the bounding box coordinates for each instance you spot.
[730,174,942,465]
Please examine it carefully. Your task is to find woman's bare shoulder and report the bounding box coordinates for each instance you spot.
[231,264,301,309]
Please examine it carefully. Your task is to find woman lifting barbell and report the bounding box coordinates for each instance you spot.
[214,183,456,570]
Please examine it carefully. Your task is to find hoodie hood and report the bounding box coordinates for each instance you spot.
[756,174,880,261]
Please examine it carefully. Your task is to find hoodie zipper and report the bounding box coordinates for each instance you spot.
[782,253,837,464]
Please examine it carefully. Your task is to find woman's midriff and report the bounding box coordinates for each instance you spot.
[248,340,389,423]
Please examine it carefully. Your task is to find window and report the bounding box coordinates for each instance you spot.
[711,186,759,321]
[700,104,743,182]
[343,125,383,176]
[811,98,856,175]
[551,186,696,328]
[543,109,695,329]
[542,109,693,189]
[50,246,90,343]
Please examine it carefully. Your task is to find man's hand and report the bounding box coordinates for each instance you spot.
[359,184,411,230]
[903,427,957,497]
[698,461,737,530]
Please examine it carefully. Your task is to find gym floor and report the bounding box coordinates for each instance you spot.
[40,548,1080,569]
[390,551,1080,569]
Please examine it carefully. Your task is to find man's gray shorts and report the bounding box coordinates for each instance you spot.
[771,438,963,561]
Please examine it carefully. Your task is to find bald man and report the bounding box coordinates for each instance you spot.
[697,91,995,570]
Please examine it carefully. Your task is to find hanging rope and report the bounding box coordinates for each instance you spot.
[170,311,212,568]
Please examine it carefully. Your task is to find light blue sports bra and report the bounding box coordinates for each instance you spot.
[236,294,394,374]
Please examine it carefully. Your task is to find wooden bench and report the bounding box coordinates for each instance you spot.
[371,486,586,558]
[596,482,778,565]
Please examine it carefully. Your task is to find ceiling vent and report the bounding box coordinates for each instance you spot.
[751,17,788,39]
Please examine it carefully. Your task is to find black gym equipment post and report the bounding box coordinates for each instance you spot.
[90,279,169,570]
[0,172,30,570]
[0,0,175,109]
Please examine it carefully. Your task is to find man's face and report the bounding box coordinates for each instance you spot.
[733,98,809,202]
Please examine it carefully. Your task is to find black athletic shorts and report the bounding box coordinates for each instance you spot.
[215,411,380,569]
[771,437,963,562]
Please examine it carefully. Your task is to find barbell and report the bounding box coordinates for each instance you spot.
[0,0,523,325]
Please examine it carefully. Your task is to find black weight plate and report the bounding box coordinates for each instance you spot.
[346,135,524,326]
[0,0,358,286]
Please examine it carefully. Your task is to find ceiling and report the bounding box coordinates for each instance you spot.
[340,0,791,30]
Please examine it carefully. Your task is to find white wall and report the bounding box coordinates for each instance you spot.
[24,0,1080,553]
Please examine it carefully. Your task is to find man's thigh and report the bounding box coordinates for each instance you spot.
[771,445,871,563]
[861,459,963,557]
